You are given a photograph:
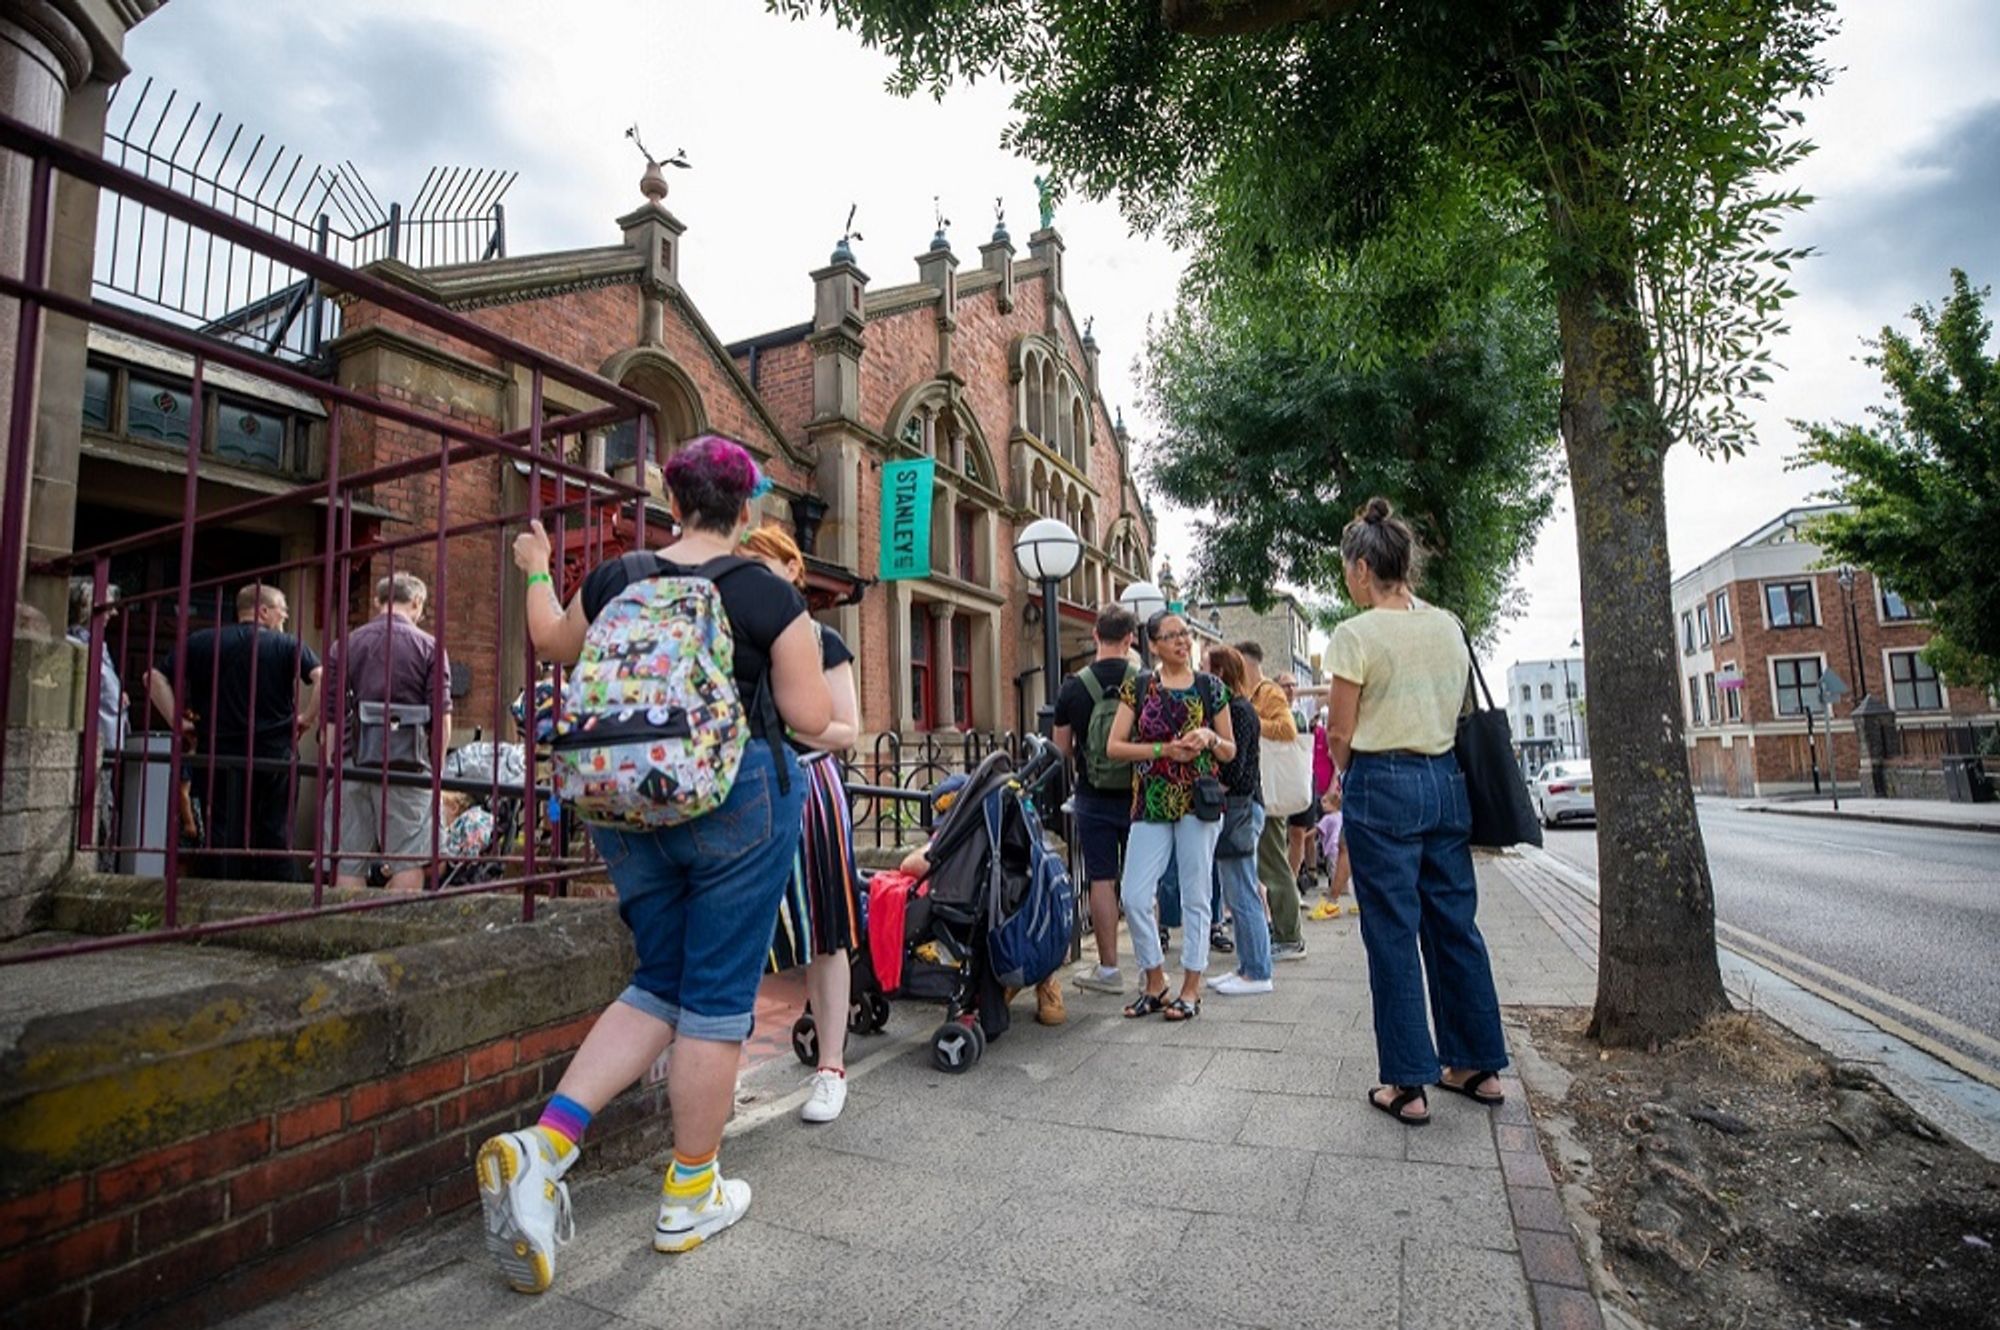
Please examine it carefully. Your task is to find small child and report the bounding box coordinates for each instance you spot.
[1307,779,1355,920]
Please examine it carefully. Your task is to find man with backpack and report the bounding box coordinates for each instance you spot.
[1052,604,1140,993]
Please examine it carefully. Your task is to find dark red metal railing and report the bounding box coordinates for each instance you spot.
[0,108,659,966]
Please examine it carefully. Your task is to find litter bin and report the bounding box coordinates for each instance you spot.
[1941,755,1995,804]
[117,733,178,875]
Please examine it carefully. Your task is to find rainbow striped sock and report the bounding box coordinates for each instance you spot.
[536,1094,591,1156]
[663,1147,718,1202]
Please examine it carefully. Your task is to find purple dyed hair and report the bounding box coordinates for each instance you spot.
[663,433,763,532]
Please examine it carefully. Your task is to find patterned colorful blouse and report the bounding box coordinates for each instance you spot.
[1120,670,1228,823]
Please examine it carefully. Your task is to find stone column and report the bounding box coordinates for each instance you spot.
[929,599,958,731]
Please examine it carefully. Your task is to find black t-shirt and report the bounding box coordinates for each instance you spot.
[1054,658,1136,800]
[578,552,806,736]
[1218,694,1261,798]
[817,623,854,671]
[164,624,321,757]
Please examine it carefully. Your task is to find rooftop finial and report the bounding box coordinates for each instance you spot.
[1034,173,1055,230]
[1082,315,1097,347]
[832,202,863,264]
[992,195,1009,244]
[626,124,690,204]
[930,195,952,251]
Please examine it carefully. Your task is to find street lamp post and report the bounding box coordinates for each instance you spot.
[1014,518,1084,736]
[1557,656,1574,761]
[1118,579,1167,668]
[1835,567,1870,703]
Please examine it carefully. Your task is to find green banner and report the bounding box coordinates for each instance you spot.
[878,457,935,581]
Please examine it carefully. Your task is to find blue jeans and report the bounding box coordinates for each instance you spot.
[1121,815,1222,974]
[1342,751,1507,1087]
[1216,801,1271,980]
[590,742,805,1042]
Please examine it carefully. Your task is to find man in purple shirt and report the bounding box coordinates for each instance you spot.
[323,573,451,891]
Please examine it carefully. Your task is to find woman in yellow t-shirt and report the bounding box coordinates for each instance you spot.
[1324,498,1508,1128]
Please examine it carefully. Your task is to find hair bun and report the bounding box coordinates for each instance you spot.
[1363,497,1393,525]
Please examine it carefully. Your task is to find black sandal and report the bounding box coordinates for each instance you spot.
[1367,1085,1431,1126]
[1209,924,1235,955]
[1435,1069,1506,1106]
[1162,996,1200,1022]
[1124,989,1168,1019]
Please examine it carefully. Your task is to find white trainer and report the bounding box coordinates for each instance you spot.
[475,1128,576,1294]
[801,1069,848,1123]
[655,1174,752,1253]
[1211,972,1275,996]
[1072,967,1125,994]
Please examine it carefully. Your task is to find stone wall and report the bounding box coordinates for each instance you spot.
[0,886,654,1328]
[1,634,83,938]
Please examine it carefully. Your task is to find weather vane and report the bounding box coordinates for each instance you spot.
[1084,315,1095,339]
[994,196,1005,226]
[625,124,690,172]
[934,195,950,232]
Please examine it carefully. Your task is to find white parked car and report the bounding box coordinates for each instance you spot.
[1532,760,1595,828]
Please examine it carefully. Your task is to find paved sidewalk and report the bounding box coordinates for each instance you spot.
[219,869,1601,1330]
[1736,795,2000,834]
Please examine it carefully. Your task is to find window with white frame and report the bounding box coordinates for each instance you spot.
[1688,675,1703,726]
[1887,650,1944,711]
[1522,714,1535,738]
[1520,684,1532,703]
[1682,610,1696,653]
[1697,604,1711,647]
[1772,656,1822,716]
[1764,580,1817,628]
[1880,586,1920,622]
[1722,662,1742,721]
[1704,672,1719,725]
[1540,682,1554,700]
[1714,590,1734,640]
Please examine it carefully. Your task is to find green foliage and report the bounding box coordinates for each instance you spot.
[1796,271,2000,692]
[771,0,1835,457]
[1142,197,1561,640]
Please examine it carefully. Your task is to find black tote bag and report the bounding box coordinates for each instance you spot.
[1453,626,1543,849]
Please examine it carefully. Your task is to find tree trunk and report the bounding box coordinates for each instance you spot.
[1555,261,1730,1047]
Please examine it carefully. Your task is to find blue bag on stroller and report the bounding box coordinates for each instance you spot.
[981,772,1075,990]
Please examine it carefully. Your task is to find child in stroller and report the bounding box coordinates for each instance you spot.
[850,737,1075,1074]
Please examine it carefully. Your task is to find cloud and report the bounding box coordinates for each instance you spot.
[1791,99,2000,311]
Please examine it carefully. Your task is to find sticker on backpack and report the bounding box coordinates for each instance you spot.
[551,567,748,828]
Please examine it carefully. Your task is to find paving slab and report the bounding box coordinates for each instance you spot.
[215,857,1608,1330]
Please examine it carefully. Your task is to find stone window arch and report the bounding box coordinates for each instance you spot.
[596,348,707,472]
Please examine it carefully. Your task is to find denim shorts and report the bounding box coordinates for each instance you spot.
[590,741,805,1043]
[1071,789,1132,883]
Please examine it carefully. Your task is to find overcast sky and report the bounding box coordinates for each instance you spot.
[124,0,2000,678]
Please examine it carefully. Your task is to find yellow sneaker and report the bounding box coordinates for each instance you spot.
[1308,900,1342,921]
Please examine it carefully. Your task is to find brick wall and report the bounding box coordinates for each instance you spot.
[0,1010,663,1329]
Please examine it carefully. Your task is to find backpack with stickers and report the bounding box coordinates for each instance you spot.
[551,553,762,828]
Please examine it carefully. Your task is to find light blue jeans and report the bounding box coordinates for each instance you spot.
[1121,815,1223,974]
[1216,801,1272,981]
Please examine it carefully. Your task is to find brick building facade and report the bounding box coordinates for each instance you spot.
[1670,505,1997,797]
[730,218,1153,742]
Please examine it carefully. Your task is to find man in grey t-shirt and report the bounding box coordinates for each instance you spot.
[323,573,451,891]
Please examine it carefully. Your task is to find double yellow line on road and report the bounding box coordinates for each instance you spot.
[1713,918,2000,1092]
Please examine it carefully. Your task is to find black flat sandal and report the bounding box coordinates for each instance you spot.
[1162,996,1201,1022]
[1124,989,1169,1019]
[1367,1085,1431,1126]
[1435,1069,1506,1106]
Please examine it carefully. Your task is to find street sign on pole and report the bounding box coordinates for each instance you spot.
[1817,667,1849,707]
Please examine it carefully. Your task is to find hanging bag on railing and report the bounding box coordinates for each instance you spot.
[1453,624,1543,849]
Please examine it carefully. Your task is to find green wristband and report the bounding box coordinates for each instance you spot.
[526,572,552,588]
[1152,742,1162,759]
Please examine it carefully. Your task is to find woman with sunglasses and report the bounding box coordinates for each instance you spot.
[1103,610,1237,1021]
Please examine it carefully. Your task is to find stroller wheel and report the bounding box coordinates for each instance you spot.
[790,1015,819,1066]
[851,991,891,1035]
[929,1020,981,1074]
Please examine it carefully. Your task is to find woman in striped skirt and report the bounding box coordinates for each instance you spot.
[742,526,864,1124]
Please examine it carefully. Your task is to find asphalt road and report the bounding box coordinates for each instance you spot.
[1539,802,2000,1059]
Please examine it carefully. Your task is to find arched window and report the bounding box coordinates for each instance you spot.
[1072,398,1087,458]
[599,352,704,472]
[1041,362,1057,448]
[1058,389,1074,459]
[1024,354,1044,439]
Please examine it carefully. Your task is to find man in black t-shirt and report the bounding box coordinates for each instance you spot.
[1051,604,1139,994]
[148,582,321,881]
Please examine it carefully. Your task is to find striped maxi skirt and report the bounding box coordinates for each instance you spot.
[765,752,864,972]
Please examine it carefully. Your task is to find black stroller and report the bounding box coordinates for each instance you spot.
[804,736,1073,1074]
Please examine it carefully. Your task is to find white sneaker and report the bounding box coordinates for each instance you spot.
[801,1069,848,1123]
[476,1128,576,1294]
[1073,967,1125,994]
[655,1174,752,1253]
[1211,972,1275,996]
